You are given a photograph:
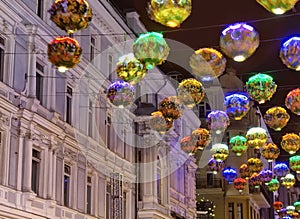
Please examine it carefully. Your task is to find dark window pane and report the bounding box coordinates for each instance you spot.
[87,184,92,214]
[31,160,39,194]
[64,175,70,207]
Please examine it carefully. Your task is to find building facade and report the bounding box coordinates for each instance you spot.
[0,0,197,218]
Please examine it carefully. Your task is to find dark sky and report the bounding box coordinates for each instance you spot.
[110,0,300,161]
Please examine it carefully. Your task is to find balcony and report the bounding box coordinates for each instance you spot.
[249,185,271,208]
[196,178,223,189]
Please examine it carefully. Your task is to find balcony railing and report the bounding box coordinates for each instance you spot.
[196,178,222,189]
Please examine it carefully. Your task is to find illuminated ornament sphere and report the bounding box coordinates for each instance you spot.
[149,111,173,134]
[266,179,280,192]
[285,88,300,115]
[49,0,92,34]
[189,48,226,81]
[263,106,290,131]
[158,96,184,120]
[281,173,296,189]
[249,172,262,188]
[292,212,300,219]
[261,143,280,162]
[107,80,134,108]
[287,206,296,216]
[274,163,290,178]
[256,0,298,15]
[180,136,197,155]
[246,73,277,104]
[147,0,191,28]
[220,23,259,62]
[239,163,251,180]
[222,167,237,184]
[133,32,170,70]
[246,127,268,150]
[177,78,205,108]
[259,169,273,183]
[290,155,300,173]
[234,178,247,193]
[274,201,284,212]
[294,202,300,213]
[281,133,300,154]
[279,208,288,218]
[225,92,250,120]
[191,128,211,150]
[247,158,263,173]
[207,158,225,174]
[280,37,300,71]
[229,135,248,156]
[48,37,82,72]
[211,144,229,162]
[116,53,147,84]
[207,111,230,134]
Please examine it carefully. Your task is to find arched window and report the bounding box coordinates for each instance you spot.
[157,156,162,204]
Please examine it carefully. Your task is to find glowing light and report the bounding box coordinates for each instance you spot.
[207,111,230,134]
[220,22,259,62]
[246,73,277,104]
[107,80,134,108]
[177,78,205,108]
[222,167,237,184]
[48,37,82,72]
[281,133,300,154]
[133,32,170,70]
[280,36,300,71]
[225,92,250,120]
[256,0,298,15]
[246,127,268,150]
[263,106,290,131]
[49,0,93,34]
[211,144,229,162]
[190,48,226,81]
[285,88,300,115]
[148,0,192,28]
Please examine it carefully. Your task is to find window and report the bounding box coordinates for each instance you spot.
[198,102,211,118]
[122,192,126,219]
[228,202,234,219]
[207,173,214,187]
[31,149,40,195]
[90,36,96,61]
[123,128,127,159]
[108,55,113,81]
[106,183,111,219]
[107,116,111,149]
[36,0,44,18]
[66,86,72,124]
[88,100,93,137]
[64,164,71,207]
[0,37,5,82]
[237,203,243,219]
[36,63,44,103]
[157,156,162,204]
[86,176,92,214]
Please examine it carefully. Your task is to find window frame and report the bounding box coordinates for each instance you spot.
[0,36,5,82]
[36,0,44,18]
[63,164,71,207]
[88,99,93,137]
[31,148,41,195]
[66,86,73,124]
[36,62,44,104]
[86,175,92,214]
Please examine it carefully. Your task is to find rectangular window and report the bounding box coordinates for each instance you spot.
[107,116,111,149]
[237,203,243,219]
[228,202,234,219]
[123,129,126,159]
[90,36,96,61]
[86,176,92,214]
[66,86,72,124]
[88,100,93,137]
[0,37,5,82]
[36,63,44,103]
[122,192,126,219]
[108,55,113,81]
[106,183,111,219]
[207,173,214,186]
[64,164,71,207]
[36,0,44,18]
[31,149,40,195]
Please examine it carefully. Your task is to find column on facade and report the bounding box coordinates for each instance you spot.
[6,26,16,86]
[25,24,38,98]
[42,145,49,198]
[52,149,57,200]
[71,162,78,209]
[23,132,33,192]
[16,128,25,190]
